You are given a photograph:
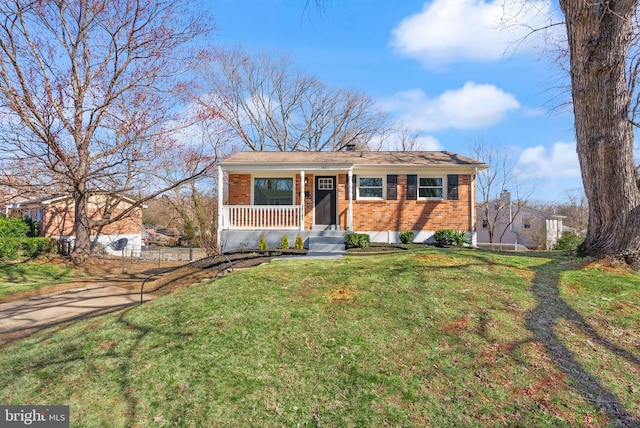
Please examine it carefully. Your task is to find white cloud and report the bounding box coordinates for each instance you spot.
[390,0,561,66]
[517,141,580,179]
[381,82,520,132]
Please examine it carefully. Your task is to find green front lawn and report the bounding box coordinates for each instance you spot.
[0,262,73,297]
[0,248,638,427]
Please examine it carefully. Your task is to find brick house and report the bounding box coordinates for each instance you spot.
[217,151,488,252]
[7,194,143,256]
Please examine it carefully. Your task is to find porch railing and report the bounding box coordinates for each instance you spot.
[221,205,303,230]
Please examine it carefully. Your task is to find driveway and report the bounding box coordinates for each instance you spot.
[0,284,153,336]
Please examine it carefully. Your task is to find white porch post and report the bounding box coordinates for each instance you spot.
[300,170,305,231]
[217,166,224,253]
[471,167,477,247]
[348,169,353,231]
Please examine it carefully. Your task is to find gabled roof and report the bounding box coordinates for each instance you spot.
[220,151,488,170]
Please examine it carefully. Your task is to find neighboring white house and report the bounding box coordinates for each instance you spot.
[476,191,565,250]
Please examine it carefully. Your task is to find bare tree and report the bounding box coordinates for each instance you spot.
[556,188,588,232]
[0,0,217,264]
[166,182,218,256]
[389,125,426,151]
[470,139,534,245]
[505,1,640,265]
[199,47,390,152]
[151,118,231,256]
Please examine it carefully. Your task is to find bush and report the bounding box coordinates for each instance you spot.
[399,230,414,244]
[23,216,39,237]
[554,232,584,251]
[258,235,267,252]
[295,234,304,250]
[280,235,290,249]
[0,216,33,237]
[434,229,470,247]
[344,233,370,249]
[0,237,56,261]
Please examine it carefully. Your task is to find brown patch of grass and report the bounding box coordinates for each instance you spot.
[581,258,634,274]
[443,316,471,333]
[326,288,356,302]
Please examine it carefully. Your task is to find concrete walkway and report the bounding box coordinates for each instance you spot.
[0,284,153,335]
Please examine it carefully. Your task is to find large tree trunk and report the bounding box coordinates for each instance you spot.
[560,0,640,265]
[72,183,92,266]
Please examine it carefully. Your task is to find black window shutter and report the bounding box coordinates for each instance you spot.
[406,174,417,200]
[447,174,459,200]
[387,175,397,200]
[353,174,357,199]
[347,174,357,200]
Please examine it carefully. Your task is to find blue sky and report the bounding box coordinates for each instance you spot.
[206,0,581,202]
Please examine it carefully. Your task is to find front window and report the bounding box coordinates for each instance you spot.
[419,177,444,199]
[254,178,293,205]
[358,177,383,199]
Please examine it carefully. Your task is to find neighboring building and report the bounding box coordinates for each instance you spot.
[6,194,144,256]
[217,151,488,252]
[476,191,565,250]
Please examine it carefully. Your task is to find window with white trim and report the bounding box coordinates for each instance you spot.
[358,177,384,199]
[418,176,444,199]
[253,177,294,205]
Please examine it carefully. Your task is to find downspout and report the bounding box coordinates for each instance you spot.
[217,165,224,253]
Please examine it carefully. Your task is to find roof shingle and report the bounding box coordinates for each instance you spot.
[221,151,487,168]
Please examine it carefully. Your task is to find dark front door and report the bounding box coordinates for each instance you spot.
[315,176,336,225]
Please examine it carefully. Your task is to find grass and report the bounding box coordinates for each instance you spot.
[0,248,639,427]
[0,262,74,297]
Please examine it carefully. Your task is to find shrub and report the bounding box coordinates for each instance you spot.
[295,234,304,250]
[23,216,39,237]
[258,235,267,252]
[344,233,370,249]
[554,232,584,251]
[399,230,414,244]
[0,216,31,237]
[280,235,290,249]
[0,239,18,260]
[434,229,470,247]
[0,237,56,261]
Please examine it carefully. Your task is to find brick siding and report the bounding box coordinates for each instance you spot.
[227,172,475,232]
[41,197,142,237]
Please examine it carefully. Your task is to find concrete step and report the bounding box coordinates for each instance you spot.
[308,243,345,253]
[308,231,347,255]
[305,252,345,259]
[310,235,347,244]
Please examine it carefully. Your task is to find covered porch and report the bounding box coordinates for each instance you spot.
[217,163,355,251]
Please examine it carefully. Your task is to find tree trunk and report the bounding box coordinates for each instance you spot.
[71,189,91,266]
[560,0,640,265]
